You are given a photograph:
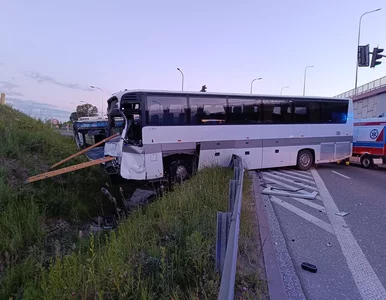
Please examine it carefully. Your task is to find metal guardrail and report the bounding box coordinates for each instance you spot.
[216,155,244,300]
[334,76,386,99]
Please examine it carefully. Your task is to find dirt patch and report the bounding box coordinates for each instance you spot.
[0,157,29,187]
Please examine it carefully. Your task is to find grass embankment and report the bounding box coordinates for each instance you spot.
[0,105,107,296]
[0,105,234,299]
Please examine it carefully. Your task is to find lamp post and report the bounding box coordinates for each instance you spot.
[90,85,104,117]
[354,8,381,95]
[303,66,314,96]
[177,68,184,91]
[280,86,289,95]
[250,77,262,94]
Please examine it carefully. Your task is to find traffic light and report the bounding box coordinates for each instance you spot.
[358,44,370,67]
[370,47,384,68]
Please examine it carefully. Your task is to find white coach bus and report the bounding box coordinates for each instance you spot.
[103,90,353,183]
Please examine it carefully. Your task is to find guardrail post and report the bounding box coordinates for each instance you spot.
[228,180,237,212]
[215,211,232,273]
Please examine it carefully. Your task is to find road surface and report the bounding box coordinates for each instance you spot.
[258,164,386,300]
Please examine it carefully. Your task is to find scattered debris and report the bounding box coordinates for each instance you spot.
[261,186,317,199]
[291,239,295,242]
[335,212,349,217]
[125,188,157,210]
[327,242,332,247]
[301,262,317,273]
[342,225,348,228]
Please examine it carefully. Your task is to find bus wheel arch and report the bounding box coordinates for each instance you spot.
[164,154,195,184]
[296,148,314,171]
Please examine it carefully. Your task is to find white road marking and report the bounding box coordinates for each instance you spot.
[262,172,322,201]
[263,172,320,195]
[266,184,326,212]
[268,170,317,186]
[331,170,351,179]
[280,169,314,180]
[311,169,386,300]
[270,196,334,235]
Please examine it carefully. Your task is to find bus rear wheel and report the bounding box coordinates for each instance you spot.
[360,155,373,169]
[297,150,313,171]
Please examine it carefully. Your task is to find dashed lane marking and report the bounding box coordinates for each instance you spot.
[331,170,351,179]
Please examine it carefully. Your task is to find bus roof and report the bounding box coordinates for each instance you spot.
[108,89,352,104]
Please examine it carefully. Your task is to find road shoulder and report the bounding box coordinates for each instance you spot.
[251,171,307,300]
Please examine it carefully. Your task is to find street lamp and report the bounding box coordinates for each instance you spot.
[177,68,184,91]
[280,86,289,95]
[354,8,381,95]
[303,66,314,96]
[250,77,262,94]
[90,85,104,117]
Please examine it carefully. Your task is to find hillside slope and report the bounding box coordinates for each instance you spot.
[0,105,107,291]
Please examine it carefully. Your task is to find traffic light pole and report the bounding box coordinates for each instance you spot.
[354,9,381,96]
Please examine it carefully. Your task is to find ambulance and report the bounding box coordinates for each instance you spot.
[351,117,386,168]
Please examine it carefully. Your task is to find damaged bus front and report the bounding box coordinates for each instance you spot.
[104,92,151,182]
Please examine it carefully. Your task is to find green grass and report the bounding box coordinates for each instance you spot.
[0,105,235,299]
[235,173,268,299]
[1,167,232,299]
[0,105,107,294]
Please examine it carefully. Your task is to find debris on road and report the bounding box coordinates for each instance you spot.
[261,186,317,199]
[301,262,318,273]
[335,212,350,217]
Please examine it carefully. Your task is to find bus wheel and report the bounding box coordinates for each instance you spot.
[360,155,373,169]
[169,160,190,184]
[297,150,313,171]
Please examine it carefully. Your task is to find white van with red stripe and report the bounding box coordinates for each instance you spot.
[351,117,386,168]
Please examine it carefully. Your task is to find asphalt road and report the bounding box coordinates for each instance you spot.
[259,164,386,300]
[317,164,386,293]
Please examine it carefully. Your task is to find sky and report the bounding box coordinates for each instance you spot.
[0,0,385,122]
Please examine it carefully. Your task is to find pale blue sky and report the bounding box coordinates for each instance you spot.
[0,0,385,121]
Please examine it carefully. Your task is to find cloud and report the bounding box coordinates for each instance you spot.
[0,81,23,96]
[0,81,20,90]
[25,71,93,92]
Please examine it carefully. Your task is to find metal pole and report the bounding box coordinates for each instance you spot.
[303,66,314,96]
[280,86,289,95]
[177,68,184,91]
[250,77,262,94]
[354,8,381,96]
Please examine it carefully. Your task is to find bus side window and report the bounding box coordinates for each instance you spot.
[190,97,226,125]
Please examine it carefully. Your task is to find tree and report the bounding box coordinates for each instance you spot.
[76,104,98,118]
[70,112,79,122]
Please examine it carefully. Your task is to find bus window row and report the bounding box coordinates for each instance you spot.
[145,96,348,126]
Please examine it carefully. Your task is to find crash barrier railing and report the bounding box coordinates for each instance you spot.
[216,155,244,300]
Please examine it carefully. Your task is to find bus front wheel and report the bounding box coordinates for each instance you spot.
[297,150,313,171]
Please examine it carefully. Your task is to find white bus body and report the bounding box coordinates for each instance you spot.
[103,90,353,182]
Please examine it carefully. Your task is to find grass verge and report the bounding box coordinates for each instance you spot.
[1,166,232,299]
[235,172,268,299]
[0,105,107,295]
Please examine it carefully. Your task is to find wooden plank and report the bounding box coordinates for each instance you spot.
[50,133,120,169]
[27,156,115,184]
